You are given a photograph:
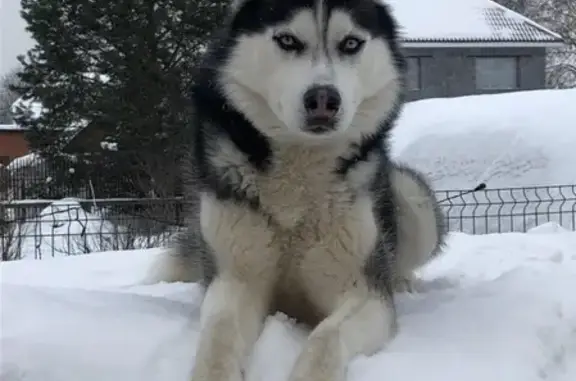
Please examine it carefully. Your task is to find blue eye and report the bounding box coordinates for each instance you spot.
[338,36,365,55]
[273,33,306,53]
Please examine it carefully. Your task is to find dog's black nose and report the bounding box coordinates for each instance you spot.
[303,85,341,118]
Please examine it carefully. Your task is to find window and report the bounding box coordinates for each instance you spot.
[406,57,422,91]
[475,57,519,90]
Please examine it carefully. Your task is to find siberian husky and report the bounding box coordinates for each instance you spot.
[148,1,446,380]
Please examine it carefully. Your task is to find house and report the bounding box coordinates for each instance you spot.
[0,124,29,166]
[7,73,104,156]
[387,0,565,101]
[8,2,565,153]
[0,94,49,165]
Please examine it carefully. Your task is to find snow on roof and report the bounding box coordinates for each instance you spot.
[384,0,564,45]
[6,153,43,171]
[0,123,24,131]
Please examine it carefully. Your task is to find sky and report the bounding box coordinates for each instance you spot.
[0,0,35,75]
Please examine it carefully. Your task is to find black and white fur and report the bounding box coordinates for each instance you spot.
[149,163,447,290]
[147,1,446,380]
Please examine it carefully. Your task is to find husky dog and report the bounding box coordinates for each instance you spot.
[148,163,446,291]
[148,164,446,289]
[149,0,445,380]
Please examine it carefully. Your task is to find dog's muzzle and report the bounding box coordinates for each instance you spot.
[302,85,341,134]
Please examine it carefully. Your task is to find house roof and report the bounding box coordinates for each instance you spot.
[385,0,564,47]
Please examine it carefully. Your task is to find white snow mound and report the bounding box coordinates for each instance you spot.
[392,89,576,189]
[2,229,576,381]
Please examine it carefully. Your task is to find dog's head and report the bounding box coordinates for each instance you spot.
[214,0,404,143]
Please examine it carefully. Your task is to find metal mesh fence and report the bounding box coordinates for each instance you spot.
[2,184,575,260]
[437,184,576,234]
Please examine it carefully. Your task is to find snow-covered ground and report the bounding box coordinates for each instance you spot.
[391,89,576,233]
[7,199,119,260]
[2,226,576,381]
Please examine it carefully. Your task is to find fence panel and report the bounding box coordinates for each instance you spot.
[438,184,576,234]
[2,185,575,260]
[1,198,185,261]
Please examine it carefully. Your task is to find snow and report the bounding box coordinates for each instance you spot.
[10,96,45,121]
[391,89,576,234]
[100,140,118,151]
[81,72,111,83]
[5,153,43,171]
[9,71,109,129]
[392,89,576,189]
[8,199,118,260]
[3,198,177,260]
[386,0,491,40]
[2,229,576,381]
[489,0,564,41]
[0,124,21,131]
[383,0,561,42]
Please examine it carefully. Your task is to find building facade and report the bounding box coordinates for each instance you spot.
[387,0,564,101]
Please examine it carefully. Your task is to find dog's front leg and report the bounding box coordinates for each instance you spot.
[190,276,269,381]
[287,293,396,381]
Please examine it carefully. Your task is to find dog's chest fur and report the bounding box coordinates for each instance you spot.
[211,138,377,228]
[205,139,381,321]
[257,144,357,228]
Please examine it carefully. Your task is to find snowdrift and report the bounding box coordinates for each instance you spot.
[391,89,576,233]
[392,89,576,188]
[2,229,576,381]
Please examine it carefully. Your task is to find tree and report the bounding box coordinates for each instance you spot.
[496,0,530,13]
[12,0,228,198]
[538,0,576,88]
[0,68,23,124]
[494,0,576,88]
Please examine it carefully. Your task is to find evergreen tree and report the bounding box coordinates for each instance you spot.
[12,0,228,198]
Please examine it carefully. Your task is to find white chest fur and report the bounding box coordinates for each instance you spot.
[208,138,378,228]
[203,140,381,314]
[257,144,354,228]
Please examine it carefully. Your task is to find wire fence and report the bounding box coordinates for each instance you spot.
[1,184,575,261]
[437,184,576,234]
[1,198,185,261]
